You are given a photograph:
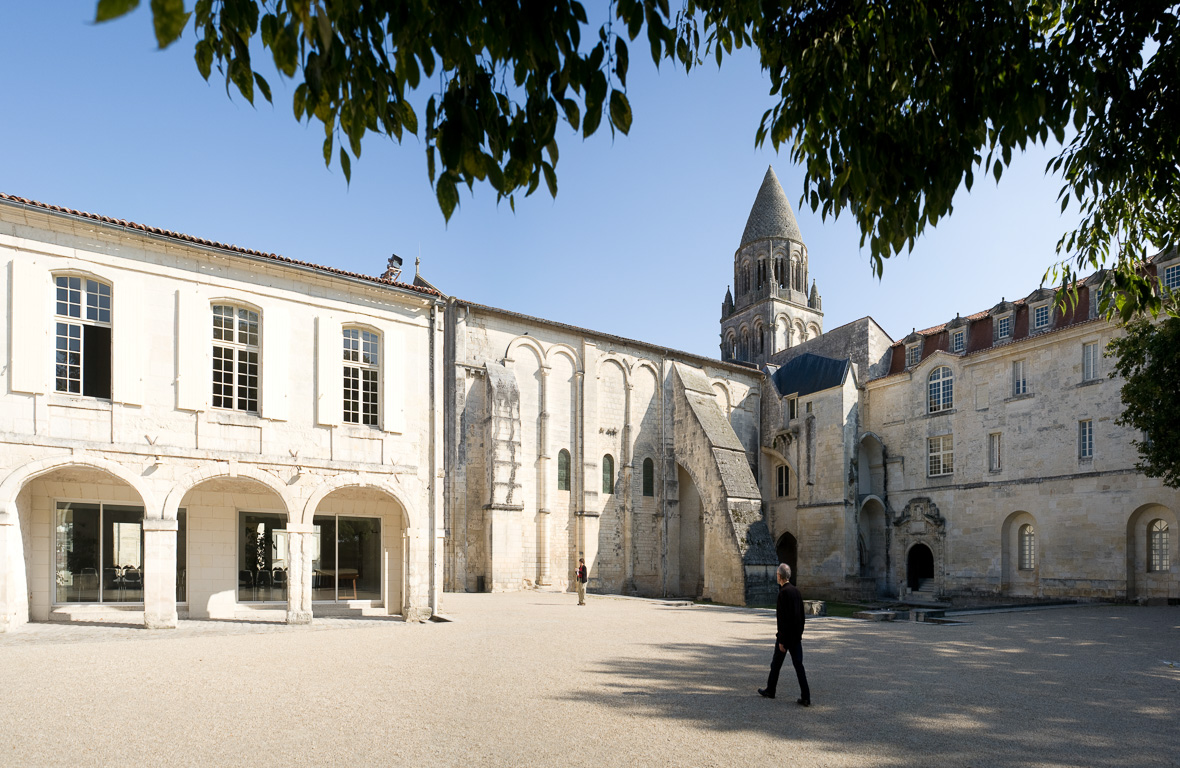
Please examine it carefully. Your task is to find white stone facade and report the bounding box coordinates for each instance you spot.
[0,198,444,631]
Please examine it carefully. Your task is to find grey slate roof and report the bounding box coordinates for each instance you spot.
[771,352,850,397]
[740,166,803,247]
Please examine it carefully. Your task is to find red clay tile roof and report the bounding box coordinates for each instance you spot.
[0,192,442,298]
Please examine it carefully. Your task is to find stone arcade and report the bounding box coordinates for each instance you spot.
[2,169,1178,632]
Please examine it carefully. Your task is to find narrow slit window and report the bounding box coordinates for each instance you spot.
[602,454,614,494]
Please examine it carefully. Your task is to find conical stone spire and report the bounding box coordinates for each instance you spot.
[740,166,803,247]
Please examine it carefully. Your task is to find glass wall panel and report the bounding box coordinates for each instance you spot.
[312,515,337,601]
[238,512,288,602]
[176,509,187,603]
[311,515,381,601]
[103,505,144,603]
[55,503,101,603]
[339,517,381,600]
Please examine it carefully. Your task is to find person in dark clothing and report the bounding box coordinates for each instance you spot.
[758,563,811,705]
[575,557,587,605]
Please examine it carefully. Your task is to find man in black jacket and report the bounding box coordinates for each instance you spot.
[758,563,811,706]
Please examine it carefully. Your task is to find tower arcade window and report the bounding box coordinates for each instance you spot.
[776,464,790,497]
[602,454,614,494]
[928,366,953,413]
[558,449,571,491]
[642,458,654,497]
[1018,524,1036,570]
[1148,519,1169,572]
[54,275,112,398]
[343,327,380,425]
[212,304,260,412]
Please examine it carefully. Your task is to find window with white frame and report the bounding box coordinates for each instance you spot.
[1018,524,1036,570]
[1033,304,1050,329]
[1164,264,1180,291]
[1078,419,1094,459]
[951,329,965,353]
[927,434,954,476]
[928,366,953,413]
[343,327,380,426]
[212,304,259,412]
[989,433,1002,472]
[996,314,1012,339]
[776,464,790,497]
[1012,360,1028,396]
[1082,342,1100,381]
[1148,519,1169,572]
[905,344,921,367]
[54,275,112,398]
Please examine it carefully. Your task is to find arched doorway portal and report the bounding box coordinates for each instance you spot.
[907,543,934,591]
[776,532,798,585]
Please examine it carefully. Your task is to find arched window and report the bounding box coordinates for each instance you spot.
[54,275,112,399]
[642,458,654,497]
[342,326,380,425]
[928,366,954,413]
[1018,524,1036,570]
[557,449,571,492]
[1149,519,1170,572]
[602,454,615,494]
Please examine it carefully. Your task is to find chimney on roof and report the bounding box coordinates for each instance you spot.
[383,254,404,282]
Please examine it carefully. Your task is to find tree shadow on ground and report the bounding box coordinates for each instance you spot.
[561,607,1180,767]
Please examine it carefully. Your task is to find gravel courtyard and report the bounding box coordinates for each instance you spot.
[1,593,1177,767]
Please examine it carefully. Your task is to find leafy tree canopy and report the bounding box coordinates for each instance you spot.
[1108,316,1180,489]
[97,0,1179,317]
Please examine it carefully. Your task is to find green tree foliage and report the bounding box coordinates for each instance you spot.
[1108,316,1180,489]
[97,1,1178,317]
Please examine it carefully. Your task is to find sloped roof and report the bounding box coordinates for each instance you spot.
[740,166,803,247]
[771,352,849,397]
[0,192,441,298]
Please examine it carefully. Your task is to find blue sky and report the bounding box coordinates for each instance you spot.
[1,3,1080,358]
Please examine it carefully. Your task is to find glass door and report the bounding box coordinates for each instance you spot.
[312,515,381,602]
[55,502,144,604]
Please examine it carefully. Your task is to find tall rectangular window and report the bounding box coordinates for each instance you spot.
[1079,419,1094,459]
[788,397,798,420]
[989,433,1002,472]
[54,502,144,604]
[1034,305,1050,329]
[54,276,112,398]
[905,345,921,367]
[997,315,1012,338]
[212,304,259,412]
[776,464,790,497]
[343,327,380,425]
[642,458,654,497]
[239,512,288,603]
[928,435,954,476]
[1082,342,1100,381]
[1012,360,1028,396]
[1164,264,1180,291]
[951,330,965,353]
[312,515,381,602]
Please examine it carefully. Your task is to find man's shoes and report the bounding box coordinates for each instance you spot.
[757,688,775,699]
[796,698,810,707]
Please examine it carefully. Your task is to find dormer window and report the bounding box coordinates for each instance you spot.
[951,330,965,353]
[905,344,921,367]
[996,315,1012,339]
[1164,264,1180,291]
[1033,304,1050,330]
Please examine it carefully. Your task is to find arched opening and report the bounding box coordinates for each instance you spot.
[860,499,887,583]
[676,463,703,596]
[776,532,798,585]
[906,543,934,591]
[1000,511,1038,596]
[177,476,289,619]
[857,434,885,497]
[10,465,149,625]
[311,486,410,616]
[1127,503,1177,602]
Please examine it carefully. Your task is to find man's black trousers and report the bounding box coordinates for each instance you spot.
[765,638,810,702]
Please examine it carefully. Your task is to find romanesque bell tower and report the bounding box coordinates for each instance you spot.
[720,166,823,365]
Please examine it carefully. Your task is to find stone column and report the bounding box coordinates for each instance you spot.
[537,367,551,586]
[142,518,178,629]
[0,507,13,633]
[285,523,316,624]
[622,382,635,593]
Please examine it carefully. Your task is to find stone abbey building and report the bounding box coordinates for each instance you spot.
[2,169,1177,631]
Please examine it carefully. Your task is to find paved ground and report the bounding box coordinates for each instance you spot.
[1,594,1178,767]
